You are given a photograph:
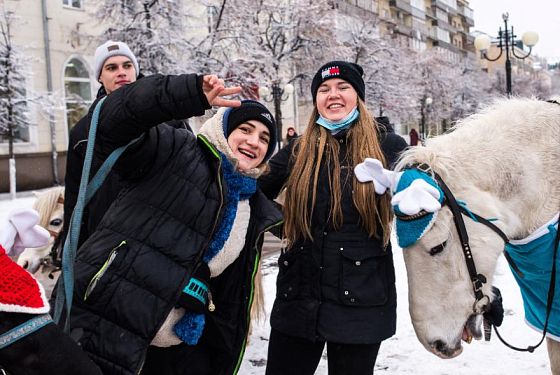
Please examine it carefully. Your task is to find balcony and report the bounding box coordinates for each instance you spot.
[394,22,413,36]
[389,0,412,14]
[431,0,457,15]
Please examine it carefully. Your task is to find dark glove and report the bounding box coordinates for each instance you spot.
[177,263,210,314]
[483,286,504,327]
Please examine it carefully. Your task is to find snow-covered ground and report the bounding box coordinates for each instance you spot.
[0,193,552,374]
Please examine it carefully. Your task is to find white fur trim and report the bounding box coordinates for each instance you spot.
[0,208,50,257]
[208,200,251,277]
[151,307,184,347]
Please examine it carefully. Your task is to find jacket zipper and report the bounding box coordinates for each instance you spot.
[233,220,283,375]
[84,240,127,301]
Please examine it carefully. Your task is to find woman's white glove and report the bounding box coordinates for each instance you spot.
[150,307,184,347]
[0,208,50,257]
[354,158,401,194]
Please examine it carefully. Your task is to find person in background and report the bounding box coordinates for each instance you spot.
[58,71,282,375]
[285,126,298,144]
[409,127,419,146]
[375,116,408,169]
[62,40,191,251]
[259,61,402,375]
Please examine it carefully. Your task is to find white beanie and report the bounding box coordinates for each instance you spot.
[94,40,139,80]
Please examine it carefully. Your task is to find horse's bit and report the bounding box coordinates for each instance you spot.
[408,163,558,353]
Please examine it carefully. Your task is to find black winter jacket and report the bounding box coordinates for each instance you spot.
[62,79,192,250]
[258,126,406,344]
[66,74,282,375]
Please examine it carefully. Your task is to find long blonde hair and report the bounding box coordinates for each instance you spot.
[283,99,393,246]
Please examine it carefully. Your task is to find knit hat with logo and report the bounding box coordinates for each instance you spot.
[223,100,277,161]
[310,61,365,102]
[94,40,139,80]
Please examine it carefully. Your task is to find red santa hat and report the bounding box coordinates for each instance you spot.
[0,208,50,314]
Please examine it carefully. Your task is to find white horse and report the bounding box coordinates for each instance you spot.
[17,186,64,297]
[389,98,559,373]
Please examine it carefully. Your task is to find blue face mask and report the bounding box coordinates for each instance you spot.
[316,107,359,133]
[504,215,559,338]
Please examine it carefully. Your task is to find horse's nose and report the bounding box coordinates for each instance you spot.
[430,339,461,358]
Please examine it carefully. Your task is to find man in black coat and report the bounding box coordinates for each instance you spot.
[62,41,191,249]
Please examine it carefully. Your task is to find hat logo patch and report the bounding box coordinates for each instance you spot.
[321,66,340,79]
[107,44,120,51]
[261,112,272,122]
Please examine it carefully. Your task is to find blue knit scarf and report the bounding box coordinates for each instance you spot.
[174,153,257,345]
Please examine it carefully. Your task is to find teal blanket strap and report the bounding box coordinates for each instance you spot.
[54,96,140,331]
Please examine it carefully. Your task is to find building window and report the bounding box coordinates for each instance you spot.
[63,0,82,9]
[64,58,92,130]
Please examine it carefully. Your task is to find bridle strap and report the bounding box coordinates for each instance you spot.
[411,163,488,304]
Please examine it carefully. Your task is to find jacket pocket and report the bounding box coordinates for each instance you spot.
[276,246,304,300]
[84,240,127,301]
[339,245,389,307]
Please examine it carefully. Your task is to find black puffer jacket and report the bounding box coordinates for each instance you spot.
[66,74,282,375]
[62,79,192,249]
[258,126,406,344]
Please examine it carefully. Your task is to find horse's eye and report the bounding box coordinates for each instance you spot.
[429,241,447,256]
[50,218,63,226]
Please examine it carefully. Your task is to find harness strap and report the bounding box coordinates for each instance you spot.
[433,173,487,302]
[53,96,140,332]
[0,314,52,350]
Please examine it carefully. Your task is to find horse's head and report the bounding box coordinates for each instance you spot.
[402,204,505,358]
[17,187,64,273]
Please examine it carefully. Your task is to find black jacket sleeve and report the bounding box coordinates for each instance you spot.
[380,132,408,170]
[258,140,297,200]
[94,74,209,176]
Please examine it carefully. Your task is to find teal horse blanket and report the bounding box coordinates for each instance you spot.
[505,213,559,341]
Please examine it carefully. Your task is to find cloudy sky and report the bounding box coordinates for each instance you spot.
[468,0,560,64]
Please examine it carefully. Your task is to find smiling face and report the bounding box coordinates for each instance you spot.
[99,55,137,94]
[315,78,359,122]
[227,120,270,171]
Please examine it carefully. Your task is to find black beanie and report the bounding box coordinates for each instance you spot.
[310,61,365,102]
[224,100,277,161]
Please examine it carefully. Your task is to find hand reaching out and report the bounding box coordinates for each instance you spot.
[202,75,242,108]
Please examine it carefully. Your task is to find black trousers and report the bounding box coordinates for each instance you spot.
[265,329,381,375]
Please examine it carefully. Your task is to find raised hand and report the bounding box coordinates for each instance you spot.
[202,75,242,108]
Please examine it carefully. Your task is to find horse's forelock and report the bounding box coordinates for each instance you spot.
[32,187,64,229]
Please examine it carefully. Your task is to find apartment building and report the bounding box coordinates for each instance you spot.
[339,0,475,60]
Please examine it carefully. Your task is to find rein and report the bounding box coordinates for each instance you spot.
[411,163,558,352]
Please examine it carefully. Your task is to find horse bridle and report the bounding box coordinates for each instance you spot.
[407,163,558,353]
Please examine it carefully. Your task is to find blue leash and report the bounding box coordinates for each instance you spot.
[53,97,139,332]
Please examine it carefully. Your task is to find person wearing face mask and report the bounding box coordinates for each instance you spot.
[61,41,192,254]
[56,73,282,375]
[259,61,402,374]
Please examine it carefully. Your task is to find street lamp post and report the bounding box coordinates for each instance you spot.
[259,81,294,150]
[420,96,432,142]
[474,13,538,96]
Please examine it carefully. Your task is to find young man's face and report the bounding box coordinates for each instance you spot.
[99,56,137,94]
[227,120,270,171]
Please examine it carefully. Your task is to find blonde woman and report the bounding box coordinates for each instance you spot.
[259,61,405,374]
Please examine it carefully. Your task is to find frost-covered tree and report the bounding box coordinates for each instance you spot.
[0,10,29,154]
[450,55,493,120]
[93,0,189,75]
[338,14,416,124]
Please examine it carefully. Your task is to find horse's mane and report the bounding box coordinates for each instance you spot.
[33,187,64,229]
